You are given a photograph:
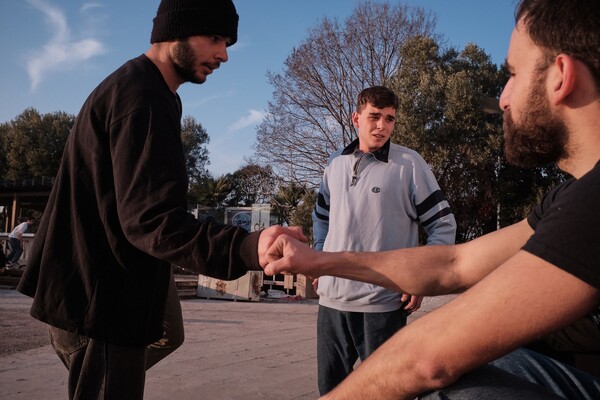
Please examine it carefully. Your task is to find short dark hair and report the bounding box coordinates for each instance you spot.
[516,0,600,90]
[356,86,399,113]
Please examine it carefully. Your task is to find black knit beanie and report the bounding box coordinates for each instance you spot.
[150,0,238,46]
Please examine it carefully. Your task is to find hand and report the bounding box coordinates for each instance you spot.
[401,293,423,314]
[257,225,307,268]
[263,234,318,277]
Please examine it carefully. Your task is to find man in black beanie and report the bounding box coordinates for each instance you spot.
[17,1,306,399]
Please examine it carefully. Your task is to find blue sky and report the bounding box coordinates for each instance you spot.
[0,0,516,177]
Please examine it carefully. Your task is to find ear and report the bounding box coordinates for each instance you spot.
[351,111,360,128]
[548,54,576,105]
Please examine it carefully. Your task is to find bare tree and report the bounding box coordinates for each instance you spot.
[253,1,436,186]
[252,3,565,242]
[226,164,279,207]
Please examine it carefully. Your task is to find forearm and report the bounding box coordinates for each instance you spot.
[322,356,424,400]
[314,219,533,296]
[265,220,532,295]
[315,245,463,296]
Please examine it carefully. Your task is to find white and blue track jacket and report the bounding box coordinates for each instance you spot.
[313,139,457,313]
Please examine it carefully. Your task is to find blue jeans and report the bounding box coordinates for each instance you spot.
[7,237,22,263]
[419,349,600,400]
[491,348,600,399]
[49,269,184,399]
[418,363,565,400]
[317,304,407,395]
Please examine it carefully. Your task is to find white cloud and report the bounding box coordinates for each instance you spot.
[80,2,104,12]
[184,91,235,109]
[26,0,106,91]
[227,109,268,132]
[226,40,248,52]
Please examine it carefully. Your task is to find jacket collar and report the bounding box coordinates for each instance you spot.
[341,138,390,163]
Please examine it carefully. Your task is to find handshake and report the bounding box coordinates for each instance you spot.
[257,225,320,278]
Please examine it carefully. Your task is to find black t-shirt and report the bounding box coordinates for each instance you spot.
[525,162,600,289]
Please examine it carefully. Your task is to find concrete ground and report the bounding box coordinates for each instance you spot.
[0,289,455,400]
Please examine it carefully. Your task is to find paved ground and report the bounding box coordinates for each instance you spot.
[0,288,455,399]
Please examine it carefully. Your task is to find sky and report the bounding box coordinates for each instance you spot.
[0,0,517,177]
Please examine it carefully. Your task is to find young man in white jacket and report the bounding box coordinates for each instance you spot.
[312,85,456,395]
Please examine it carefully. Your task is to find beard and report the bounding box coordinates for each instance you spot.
[503,76,569,168]
[172,40,207,84]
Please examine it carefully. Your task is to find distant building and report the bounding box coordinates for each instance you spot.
[0,176,53,232]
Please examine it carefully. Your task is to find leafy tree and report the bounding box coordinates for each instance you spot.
[253,0,436,186]
[188,174,232,208]
[0,110,211,186]
[269,183,316,243]
[0,108,74,180]
[180,115,210,185]
[390,36,565,241]
[288,189,317,244]
[270,182,310,226]
[389,36,503,241]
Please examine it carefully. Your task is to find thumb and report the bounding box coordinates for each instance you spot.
[264,259,284,276]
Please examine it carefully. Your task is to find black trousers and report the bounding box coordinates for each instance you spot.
[49,269,184,399]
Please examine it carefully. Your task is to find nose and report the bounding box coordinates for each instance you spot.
[499,78,512,111]
[216,43,228,63]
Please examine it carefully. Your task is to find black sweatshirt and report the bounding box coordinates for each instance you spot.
[18,55,260,346]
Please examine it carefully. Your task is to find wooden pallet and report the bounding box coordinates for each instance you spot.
[197,271,263,302]
[174,274,198,298]
[263,273,318,299]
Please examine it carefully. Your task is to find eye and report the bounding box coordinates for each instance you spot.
[209,35,227,43]
[208,35,232,47]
